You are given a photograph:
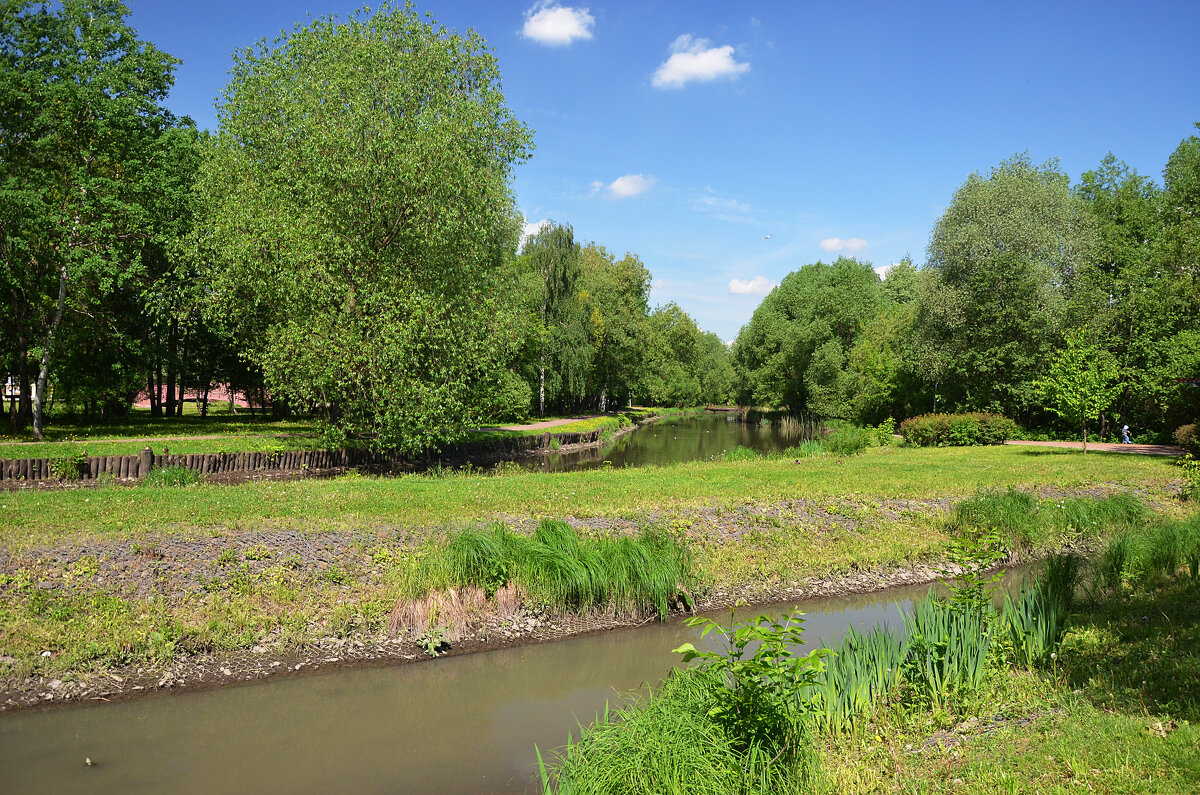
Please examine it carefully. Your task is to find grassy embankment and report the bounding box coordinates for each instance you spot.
[0,445,1187,688]
[542,513,1200,794]
[0,407,670,459]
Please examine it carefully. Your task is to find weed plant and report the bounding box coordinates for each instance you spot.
[1099,515,1200,586]
[1003,555,1080,669]
[141,466,201,487]
[810,625,906,733]
[903,593,994,710]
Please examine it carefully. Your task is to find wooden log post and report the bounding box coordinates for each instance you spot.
[138,447,153,479]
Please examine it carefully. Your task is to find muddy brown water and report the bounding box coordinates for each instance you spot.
[0,574,1031,794]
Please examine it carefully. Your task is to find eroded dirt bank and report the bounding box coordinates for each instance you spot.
[0,488,1123,714]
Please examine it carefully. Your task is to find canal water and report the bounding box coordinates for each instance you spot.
[0,577,980,795]
[524,412,811,472]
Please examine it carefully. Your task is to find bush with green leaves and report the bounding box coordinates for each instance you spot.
[49,453,87,480]
[1173,423,1199,457]
[899,412,1018,446]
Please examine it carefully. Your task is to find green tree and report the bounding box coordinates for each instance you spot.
[0,0,179,437]
[579,245,651,411]
[195,4,532,451]
[733,258,882,414]
[1036,330,1121,452]
[521,223,589,416]
[919,154,1098,419]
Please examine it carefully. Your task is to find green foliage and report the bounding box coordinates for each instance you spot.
[675,610,827,758]
[49,453,87,480]
[720,446,762,462]
[1036,330,1121,450]
[1004,554,1080,669]
[951,487,1040,547]
[1099,516,1200,587]
[791,440,824,458]
[810,625,906,733]
[540,668,811,795]
[919,154,1098,417]
[1175,424,1200,457]
[819,426,874,456]
[899,412,1018,446]
[902,593,994,710]
[874,417,896,446]
[196,3,532,453]
[1180,454,1200,501]
[142,466,201,488]
[432,521,691,618]
[733,258,884,416]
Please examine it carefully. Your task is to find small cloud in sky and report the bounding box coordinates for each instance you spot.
[819,237,868,254]
[874,263,898,279]
[652,277,666,289]
[522,3,595,46]
[593,174,656,198]
[521,218,550,245]
[652,34,749,89]
[728,275,777,296]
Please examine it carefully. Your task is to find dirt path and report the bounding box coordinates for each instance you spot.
[1006,439,1183,456]
[475,415,605,432]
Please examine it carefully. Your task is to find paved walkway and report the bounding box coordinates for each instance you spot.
[1005,440,1183,456]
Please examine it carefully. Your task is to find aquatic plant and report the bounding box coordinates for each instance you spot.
[903,593,994,710]
[810,624,906,733]
[1003,556,1079,669]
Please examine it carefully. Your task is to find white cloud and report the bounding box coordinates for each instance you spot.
[874,263,898,279]
[819,237,868,254]
[652,34,750,89]
[522,3,595,46]
[728,275,777,295]
[652,277,666,289]
[693,191,751,214]
[594,173,656,198]
[521,218,550,245]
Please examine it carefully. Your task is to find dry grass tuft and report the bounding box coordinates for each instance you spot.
[387,585,493,641]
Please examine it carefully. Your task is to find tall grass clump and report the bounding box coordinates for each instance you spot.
[1182,515,1200,580]
[540,669,811,795]
[141,466,201,487]
[819,426,874,456]
[1003,554,1080,669]
[810,625,906,733]
[951,487,1040,548]
[903,594,994,710]
[791,440,824,458]
[431,520,691,619]
[721,445,762,462]
[1098,516,1198,587]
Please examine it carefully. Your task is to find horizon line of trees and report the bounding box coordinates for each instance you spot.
[0,1,732,450]
[734,140,1200,439]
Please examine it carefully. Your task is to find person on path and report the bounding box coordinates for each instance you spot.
[1121,425,1132,444]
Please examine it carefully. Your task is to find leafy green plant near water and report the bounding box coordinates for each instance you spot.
[432,520,691,618]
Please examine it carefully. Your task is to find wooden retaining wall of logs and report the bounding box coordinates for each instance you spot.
[0,428,607,484]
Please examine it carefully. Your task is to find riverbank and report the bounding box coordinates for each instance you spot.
[0,450,1181,713]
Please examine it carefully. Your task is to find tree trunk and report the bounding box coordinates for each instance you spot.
[31,263,68,440]
[1082,425,1088,454]
[17,344,31,429]
[228,383,238,414]
[200,384,210,417]
[599,386,607,413]
[539,364,545,418]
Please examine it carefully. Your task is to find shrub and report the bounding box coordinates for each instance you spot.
[791,440,824,459]
[899,412,1018,446]
[1173,422,1200,457]
[820,426,873,456]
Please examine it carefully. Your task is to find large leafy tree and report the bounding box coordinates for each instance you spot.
[579,245,651,411]
[0,0,179,437]
[918,154,1098,419]
[733,258,882,414]
[196,3,532,451]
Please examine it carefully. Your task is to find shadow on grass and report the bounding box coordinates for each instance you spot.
[1062,577,1200,721]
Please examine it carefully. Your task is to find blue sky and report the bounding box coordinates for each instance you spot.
[125,0,1200,341]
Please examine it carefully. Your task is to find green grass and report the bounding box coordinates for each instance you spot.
[0,445,1177,549]
[545,549,1200,794]
[432,520,691,617]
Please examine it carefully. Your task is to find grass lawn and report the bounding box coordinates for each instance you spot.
[0,444,1180,549]
[820,575,1200,794]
